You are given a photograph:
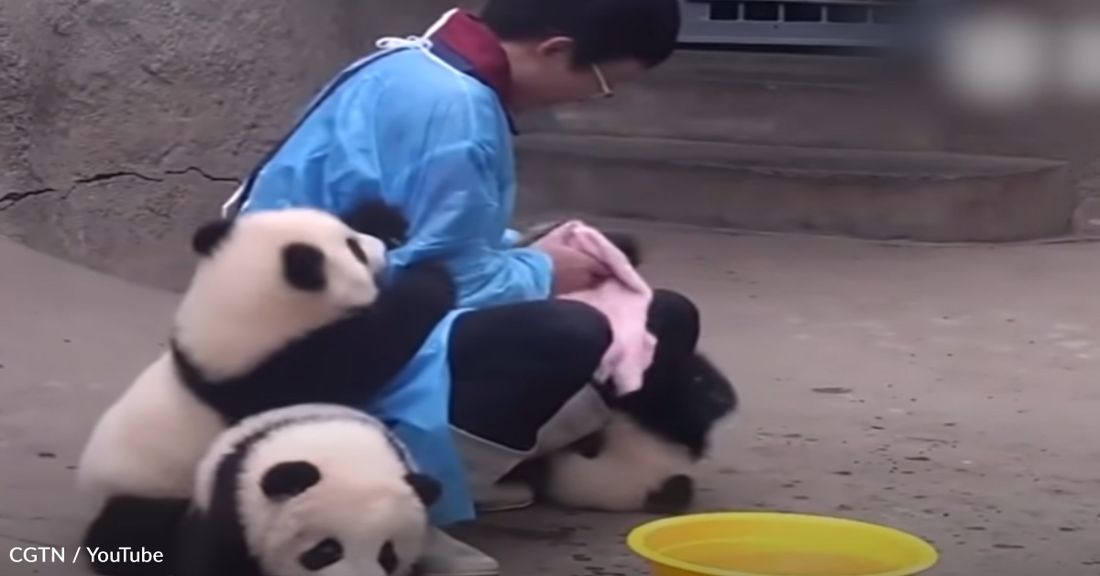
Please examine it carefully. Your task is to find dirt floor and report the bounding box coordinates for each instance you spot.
[1,220,1097,576]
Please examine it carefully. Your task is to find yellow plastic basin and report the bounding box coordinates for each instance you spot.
[627,512,938,576]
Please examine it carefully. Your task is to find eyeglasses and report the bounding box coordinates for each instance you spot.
[590,64,614,99]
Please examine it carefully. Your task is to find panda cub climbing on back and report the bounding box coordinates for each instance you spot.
[76,201,455,576]
[174,200,452,422]
[514,221,738,514]
[176,404,440,576]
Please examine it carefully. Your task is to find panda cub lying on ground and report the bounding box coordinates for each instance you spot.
[533,352,737,514]
[513,220,739,514]
[76,202,455,576]
[176,403,440,576]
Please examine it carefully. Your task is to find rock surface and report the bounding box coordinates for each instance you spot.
[0,0,466,290]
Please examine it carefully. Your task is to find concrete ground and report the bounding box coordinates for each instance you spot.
[1,220,1098,576]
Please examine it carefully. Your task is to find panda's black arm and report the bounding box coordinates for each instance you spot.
[603,231,642,267]
[379,258,457,315]
[341,199,409,250]
[352,258,458,364]
[326,259,457,399]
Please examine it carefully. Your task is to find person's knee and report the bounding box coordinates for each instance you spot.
[539,300,613,363]
[649,289,701,344]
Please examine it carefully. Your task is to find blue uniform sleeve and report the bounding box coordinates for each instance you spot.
[388,139,553,308]
[501,228,522,248]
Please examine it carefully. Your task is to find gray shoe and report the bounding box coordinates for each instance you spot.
[450,428,533,514]
[451,385,610,516]
[474,481,534,513]
[418,528,500,576]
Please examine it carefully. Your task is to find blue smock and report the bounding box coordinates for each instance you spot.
[235,39,553,525]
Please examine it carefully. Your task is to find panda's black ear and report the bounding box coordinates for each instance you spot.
[261,461,321,500]
[603,231,642,267]
[404,473,442,507]
[192,219,235,257]
[342,199,409,250]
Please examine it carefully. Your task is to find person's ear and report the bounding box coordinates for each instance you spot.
[535,36,575,60]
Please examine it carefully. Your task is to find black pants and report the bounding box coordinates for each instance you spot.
[447,289,701,451]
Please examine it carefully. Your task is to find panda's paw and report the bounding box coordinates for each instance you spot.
[602,231,642,267]
[642,474,695,515]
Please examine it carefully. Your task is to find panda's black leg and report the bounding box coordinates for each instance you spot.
[642,475,695,515]
[501,457,548,495]
[409,558,429,576]
[568,430,607,459]
[602,231,642,267]
[82,496,190,576]
[362,260,458,377]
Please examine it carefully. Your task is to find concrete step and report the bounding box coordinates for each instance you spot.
[545,50,945,152]
[514,134,1073,243]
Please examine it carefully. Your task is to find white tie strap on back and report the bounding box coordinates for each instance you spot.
[220,7,464,219]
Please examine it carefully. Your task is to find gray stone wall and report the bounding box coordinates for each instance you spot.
[0,0,473,290]
[934,109,1100,233]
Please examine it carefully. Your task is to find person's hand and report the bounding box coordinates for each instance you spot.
[540,243,609,295]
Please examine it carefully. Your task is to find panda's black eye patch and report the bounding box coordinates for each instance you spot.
[283,243,327,292]
[261,461,321,500]
[299,538,343,571]
[346,238,369,265]
[378,541,399,574]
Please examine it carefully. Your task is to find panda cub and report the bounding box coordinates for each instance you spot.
[534,353,737,514]
[514,220,738,514]
[173,202,454,423]
[76,203,455,576]
[176,404,440,576]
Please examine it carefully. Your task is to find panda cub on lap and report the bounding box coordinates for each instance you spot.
[514,221,738,515]
[76,202,455,576]
[177,404,440,576]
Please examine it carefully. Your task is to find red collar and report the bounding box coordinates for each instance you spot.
[430,9,513,107]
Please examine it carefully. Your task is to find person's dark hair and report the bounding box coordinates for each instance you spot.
[479,0,681,69]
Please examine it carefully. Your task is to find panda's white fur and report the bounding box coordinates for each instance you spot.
[536,412,695,512]
[76,204,454,576]
[77,355,223,505]
[177,404,439,576]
